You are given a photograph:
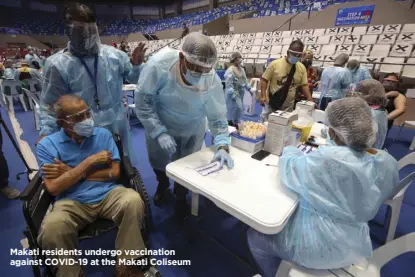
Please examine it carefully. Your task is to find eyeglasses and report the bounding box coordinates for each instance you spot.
[65,109,92,123]
[288,49,304,58]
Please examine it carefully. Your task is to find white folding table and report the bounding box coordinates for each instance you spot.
[167,123,326,235]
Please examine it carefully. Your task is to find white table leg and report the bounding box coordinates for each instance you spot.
[191,192,199,216]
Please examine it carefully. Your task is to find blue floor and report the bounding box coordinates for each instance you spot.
[1,100,415,277]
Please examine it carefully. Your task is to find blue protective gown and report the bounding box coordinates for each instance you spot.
[371,108,388,149]
[319,66,352,102]
[249,145,399,271]
[350,66,372,85]
[39,43,141,160]
[225,65,250,123]
[134,48,230,171]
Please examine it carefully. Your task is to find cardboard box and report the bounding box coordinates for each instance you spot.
[231,132,265,154]
[264,111,298,156]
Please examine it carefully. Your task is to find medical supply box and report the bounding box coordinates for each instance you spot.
[264,111,298,156]
[296,100,315,117]
[230,133,265,154]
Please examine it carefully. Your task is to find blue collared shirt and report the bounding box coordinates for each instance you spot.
[36,127,120,204]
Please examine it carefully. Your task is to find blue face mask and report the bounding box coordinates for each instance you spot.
[185,70,202,85]
[73,118,94,137]
[288,56,300,65]
[326,128,337,146]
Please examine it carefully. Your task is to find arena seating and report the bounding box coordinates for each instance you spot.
[129,23,415,79]
[1,0,357,36]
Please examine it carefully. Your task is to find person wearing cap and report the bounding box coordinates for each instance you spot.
[225,52,252,127]
[37,3,147,162]
[260,40,313,122]
[319,53,352,111]
[354,79,388,149]
[382,73,406,132]
[15,59,42,92]
[135,32,234,216]
[247,97,399,277]
[347,59,372,86]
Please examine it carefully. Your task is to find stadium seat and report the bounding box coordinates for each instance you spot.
[330,35,345,45]
[338,27,352,35]
[380,57,405,74]
[353,44,371,56]
[370,45,391,57]
[337,44,353,55]
[320,45,336,57]
[367,25,384,35]
[361,34,379,45]
[390,43,414,57]
[402,58,415,79]
[317,35,331,45]
[377,34,397,45]
[306,45,321,54]
[402,24,415,33]
[352,26,367,35]
[344,35,360,45]
[397,33,415,44]
[313,28,326,37]
[325,28,338,35]
[384,24,402,34]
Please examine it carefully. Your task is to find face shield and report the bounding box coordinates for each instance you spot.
[67,21,100,56]
[178,54,217,92]
[287,49,304,65]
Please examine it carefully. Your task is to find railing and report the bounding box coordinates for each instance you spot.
[272,0,322,32]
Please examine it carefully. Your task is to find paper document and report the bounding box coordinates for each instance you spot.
[194,161,222,176]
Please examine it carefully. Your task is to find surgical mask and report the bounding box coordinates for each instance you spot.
[302,59,312,67]
[326,128,337,146]
[383,83,398,92]
[73,118,94,137]
[288,56,300,65]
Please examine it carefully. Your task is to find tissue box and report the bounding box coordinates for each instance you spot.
[231,133,265,154]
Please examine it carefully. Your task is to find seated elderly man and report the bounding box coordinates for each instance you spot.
[36,95,146,277]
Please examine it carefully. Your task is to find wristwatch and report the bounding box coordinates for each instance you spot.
[217,145,230,153]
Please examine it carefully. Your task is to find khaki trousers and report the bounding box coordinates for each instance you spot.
[38,186,146,277]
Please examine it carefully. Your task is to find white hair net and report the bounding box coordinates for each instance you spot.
[355,79,388,107]
[326,98,376,151]
[347,59,360,70]
[334,53,349,66]
[230,52,242,62]
[181,32,218,68]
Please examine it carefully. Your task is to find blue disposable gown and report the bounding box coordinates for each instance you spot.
[350,67,372,85]
[134,48,230,171]
[371,108,388,149]
[225,65,250,123]
[320,66,352,101]
[25,53,34,63]
[267,146,399,269]
[39,44,141,159]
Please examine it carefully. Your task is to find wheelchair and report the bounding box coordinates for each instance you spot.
[20,135,161,277]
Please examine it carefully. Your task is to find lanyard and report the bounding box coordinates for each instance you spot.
[79,56,100,109]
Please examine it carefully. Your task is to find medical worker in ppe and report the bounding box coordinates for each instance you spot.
[354,79,388,149]
[347,59,372,86]
[135,32,234,216]
[37,3,147,161]
[247,97,399,277]
[225,52,252,127]
[319,53,352,110]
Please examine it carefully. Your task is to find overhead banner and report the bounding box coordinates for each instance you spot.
[335,5,375,26]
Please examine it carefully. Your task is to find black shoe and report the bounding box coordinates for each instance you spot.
[175,199,190,219]
[153,188,168,207]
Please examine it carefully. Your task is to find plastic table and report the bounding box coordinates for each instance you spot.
[167,123,326,234]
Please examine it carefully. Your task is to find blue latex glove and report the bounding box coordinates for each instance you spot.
[157,133,177,156]
[211,149,234,169]
[246,84,252,91]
